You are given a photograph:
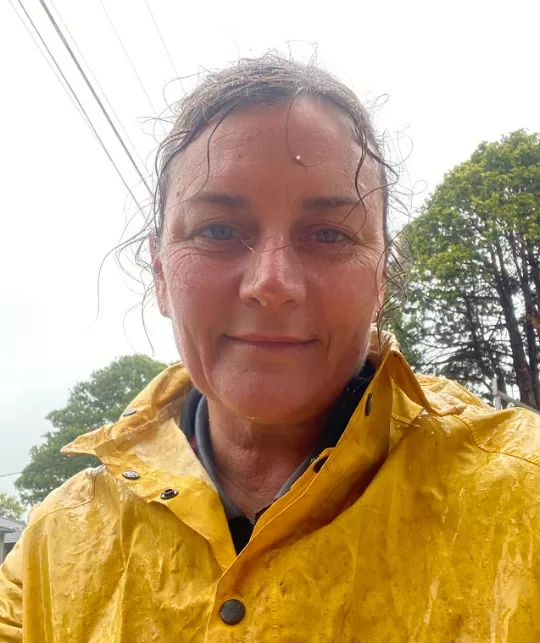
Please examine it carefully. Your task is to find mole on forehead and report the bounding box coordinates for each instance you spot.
[167,103,374,193]
[168,149,379,204]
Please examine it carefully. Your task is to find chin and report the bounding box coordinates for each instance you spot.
[215,380,330,425]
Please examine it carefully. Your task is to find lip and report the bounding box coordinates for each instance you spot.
[225,334,317,348]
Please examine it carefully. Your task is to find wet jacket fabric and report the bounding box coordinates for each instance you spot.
[1,335,539,642]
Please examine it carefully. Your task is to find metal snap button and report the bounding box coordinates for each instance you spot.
[160,488,178,500]
[219,599,245,625]
[122,470,140,480]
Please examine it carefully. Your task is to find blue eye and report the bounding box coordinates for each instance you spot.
[314,229,347,243]
[200,225,236,241]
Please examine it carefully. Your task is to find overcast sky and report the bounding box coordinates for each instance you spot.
[1,0,539,496]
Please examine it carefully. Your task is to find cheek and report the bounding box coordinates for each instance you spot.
[322,285,375,337]
[315,258,381,325]
[162,249,236,329]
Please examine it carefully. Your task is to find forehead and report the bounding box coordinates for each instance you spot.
[169,98,380,199]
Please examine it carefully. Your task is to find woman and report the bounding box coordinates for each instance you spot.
[1,55,539,642]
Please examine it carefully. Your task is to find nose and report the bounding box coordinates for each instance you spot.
[239,236,307,309]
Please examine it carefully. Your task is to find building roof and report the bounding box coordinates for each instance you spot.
[0,516,25,543]
[5,530,22,544]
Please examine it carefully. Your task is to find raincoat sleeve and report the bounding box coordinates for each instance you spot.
[0,538,23,642]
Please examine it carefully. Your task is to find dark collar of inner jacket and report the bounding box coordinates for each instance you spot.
[180,360,375,553]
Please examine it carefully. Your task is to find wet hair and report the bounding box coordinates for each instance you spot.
[118,53,407,335]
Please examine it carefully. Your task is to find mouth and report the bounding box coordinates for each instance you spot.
[225,334,318,350]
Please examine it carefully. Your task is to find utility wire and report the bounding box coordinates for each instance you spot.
[36,0,152,195]
[49,0,148,172]
[142,0,180,80]
[10,0,93,130]
[98,0,166,136]
[11,0,147,213]
[0,472,22,479]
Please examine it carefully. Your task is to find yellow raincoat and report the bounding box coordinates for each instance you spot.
[1,335,539,642]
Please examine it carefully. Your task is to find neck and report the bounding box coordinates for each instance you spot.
[207,401,328,519]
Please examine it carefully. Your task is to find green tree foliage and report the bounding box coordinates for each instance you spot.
[0,492,25,521]
[397,130,540,407]
[16,355,168,505]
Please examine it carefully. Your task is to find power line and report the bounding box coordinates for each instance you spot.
[0,472,22,479]
[49,0,149,172]
[142,0,179,80]
[35,0,152,195]
[98,0,166,135]
[10,0,93,130]
[11,0,147,214]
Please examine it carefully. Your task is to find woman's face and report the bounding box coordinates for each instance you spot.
[153,99,386,424]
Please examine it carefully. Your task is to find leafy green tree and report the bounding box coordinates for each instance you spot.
[16,355,168,505]
[398,130,540,407]
[0,492,25,521]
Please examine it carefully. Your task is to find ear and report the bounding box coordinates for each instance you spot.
[150,236,171,319]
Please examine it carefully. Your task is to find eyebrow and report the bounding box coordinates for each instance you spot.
[189,191,361,211]
[300,195,362,210]
[188,191,248,209]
